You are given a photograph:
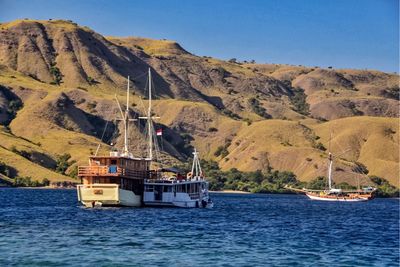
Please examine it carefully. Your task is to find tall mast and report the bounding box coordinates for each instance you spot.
[327,152,333,190]
[327,131,333,190]
[147,68,153,160]
[191,148,202,179]
[123,76,130,155]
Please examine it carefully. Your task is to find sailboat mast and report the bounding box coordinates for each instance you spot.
[328,153,333,190]
[191,148,196,176]
[148,69,153,160]
[327,131,333,190]
[123,76,130,155]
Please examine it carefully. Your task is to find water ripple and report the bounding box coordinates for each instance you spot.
[0,189,398,266]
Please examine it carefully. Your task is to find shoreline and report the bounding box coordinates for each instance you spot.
[1,187,399,199]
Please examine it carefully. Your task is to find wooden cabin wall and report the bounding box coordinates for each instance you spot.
[89,158,150,171]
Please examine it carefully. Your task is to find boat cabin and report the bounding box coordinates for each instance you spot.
[78,154,151,195]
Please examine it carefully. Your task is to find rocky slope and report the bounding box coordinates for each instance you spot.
[0,19,398,186]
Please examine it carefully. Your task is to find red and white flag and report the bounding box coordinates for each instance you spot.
[156,129,163,136]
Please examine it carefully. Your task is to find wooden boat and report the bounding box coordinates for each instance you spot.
[305,188,375,202]
[303,152,376,202]
[77,69,213,208]
[77,155,150,207]
[77,74,150,207]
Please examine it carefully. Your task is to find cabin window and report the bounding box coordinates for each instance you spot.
[163,186,172,192]
[94,178,100,183]
[111,159,117,165]
[145,185,154,192]
[191,184,195,193]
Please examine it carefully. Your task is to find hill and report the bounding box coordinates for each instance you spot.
[0,19,398,187]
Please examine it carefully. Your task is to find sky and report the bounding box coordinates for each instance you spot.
[0,0,398,72]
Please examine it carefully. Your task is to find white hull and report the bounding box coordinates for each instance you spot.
[145,201,198,208]
[143,191,212,208]
[306,193,369,202]
[77,184,141,207]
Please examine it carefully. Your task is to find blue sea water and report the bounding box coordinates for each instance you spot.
[0,189,398,267]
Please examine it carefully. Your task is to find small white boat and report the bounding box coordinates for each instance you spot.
[143,149,213,208]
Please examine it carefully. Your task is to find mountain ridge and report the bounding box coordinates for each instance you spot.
[0,19,398,187]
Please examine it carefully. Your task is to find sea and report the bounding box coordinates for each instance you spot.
[0,189,398,266]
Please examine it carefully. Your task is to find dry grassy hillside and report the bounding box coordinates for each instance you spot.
[0,19,398,187]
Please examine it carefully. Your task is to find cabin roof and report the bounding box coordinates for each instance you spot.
[89,156,151,161]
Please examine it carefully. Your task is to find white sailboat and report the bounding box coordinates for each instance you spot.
[304,152,375,202]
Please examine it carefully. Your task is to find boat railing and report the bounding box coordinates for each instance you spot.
[78,166,147,178]
[77,183,119,189]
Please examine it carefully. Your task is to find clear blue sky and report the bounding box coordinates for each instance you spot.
[0,0,398,72]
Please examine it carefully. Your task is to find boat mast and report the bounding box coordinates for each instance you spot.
[327,152,333,190]
[114,76,135,157]
[191,148,202,179]
[327,131,333,190]
[138,68,160,161]
[147,68,153,160]
[124,76,130,155]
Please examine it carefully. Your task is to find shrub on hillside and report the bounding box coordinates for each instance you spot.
[369,176,399,198]
[56,153,76,175]
[290,89,310,116]
[352,162,369,175]
[313,142,326,151]
[248,97,272,119]
[49,64,62,85]
[12,176,50,187]
[307,176,327,190]
[0,161,12,177]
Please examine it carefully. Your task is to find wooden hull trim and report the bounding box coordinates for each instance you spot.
[77,184,142,207]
